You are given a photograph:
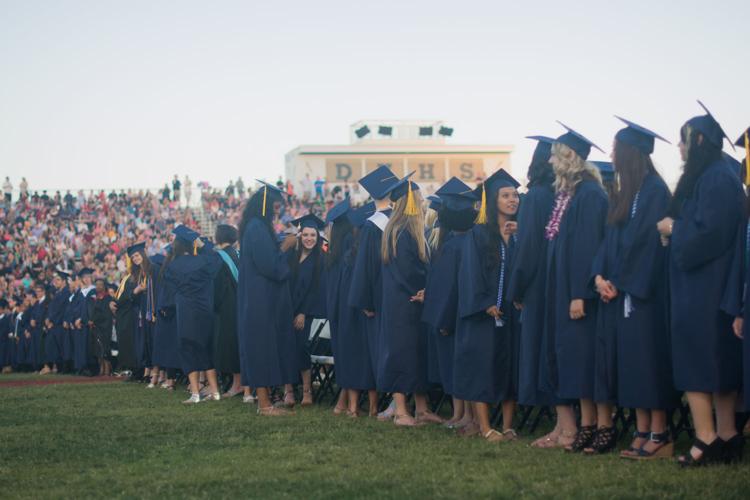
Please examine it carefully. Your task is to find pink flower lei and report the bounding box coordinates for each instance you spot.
[544,191,572,241]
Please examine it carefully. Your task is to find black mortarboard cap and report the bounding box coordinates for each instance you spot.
[326,199,351,224]
[426,195,442,211]
[358,165,399,200]
[78,268,94,278]
[592,161,615,183]
[292,213,326,231]
[734,127,750,148]
[126,242,146,256]
[686,100,735,151]
[526,135,555,165]
[347,202,376,228]
[554,122,605,160]
[614,116,670,155]
[435,177,478,211]
[384,171,420,202]
[172,225,200,245]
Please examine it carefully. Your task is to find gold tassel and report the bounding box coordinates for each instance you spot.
[193,240,198,256]
[125,254,132,275]
[262,186,267,217]
[474,183,487,224]
[744,131,750,188]
[404,181,418,216]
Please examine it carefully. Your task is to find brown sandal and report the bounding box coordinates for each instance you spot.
[484,429,505,442]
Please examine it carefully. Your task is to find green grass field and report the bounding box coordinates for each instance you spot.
[1,374,748,499]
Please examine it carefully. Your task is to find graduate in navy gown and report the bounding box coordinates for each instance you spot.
[506,136,561,448]
[211,226,244,399]
[41,271,70,374]
[734,128,750,431]
[348,165,399,418]
[14,295,33,371]
[89,278,114,376]
[164,227,223,404]
[657,103,745,466]
[589,117,678,457]
[237,181,298,416]
[281,213,327,407]
[125,243,156,382]
[377,173,442,426]
[72,268,96,374]
[326,200,378,417]
[112,247,141,379]
[61,273,79,373]
[453,169,521,442]
[0,300,11,372]
[422,177,477,428]
[150,250,179,389]
[28,284,47,371]
[543,123,608,451]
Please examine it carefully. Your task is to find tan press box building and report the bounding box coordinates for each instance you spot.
[285,120,514,201]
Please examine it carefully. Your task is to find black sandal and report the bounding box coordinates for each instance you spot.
[677,438,724,467]
[566,425,597,453]
[584,426,618,455]
[626,431,673,460]
[620,430,650,458]
[721,434,745,464]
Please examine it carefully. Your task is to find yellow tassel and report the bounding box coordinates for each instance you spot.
[193,240,198,256]
[125,254,132,274]
[744,131,750,188]
[262,186,267,217]
[404,182,418,216]
[475,184,487,224]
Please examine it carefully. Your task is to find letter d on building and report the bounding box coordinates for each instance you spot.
[336,163,352,181]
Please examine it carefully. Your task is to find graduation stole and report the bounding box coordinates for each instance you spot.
[544,191,572,240]
[140,272,156,323]
[495,234,516,326]
[115,274,130,301]
[623,191,641,318]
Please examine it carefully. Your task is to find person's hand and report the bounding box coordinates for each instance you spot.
[410,289,425,303]
[293,313,305,330]
[570,299,585,320]
[657,217,674,247]
[486,305,502,319]
[595,275,618,302]
[109,302,117,314]
[439,328,452,336]
[195,238,205,248]
[63,321,69,329]
[733,317,744,339]
[503,221,518,237]
[363,309,375,318]
[75,319,82,329]
[30,319,36,328]
[24,330,31,340]
[280,233,297,252]
[133,283,144,294]
[88,321,94,328]
[513,301,523,311]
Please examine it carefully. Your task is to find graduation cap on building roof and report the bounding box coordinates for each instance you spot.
[554,122,605,160]
[326,198,351,224]
[614,116,671,155]
[347,202,376,228]
[382,171,420,216]
[358,165,399,200]
[291,213,326,231]
[473,169,520,224]
[686,100,735,151]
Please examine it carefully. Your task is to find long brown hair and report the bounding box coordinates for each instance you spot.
[608,141,665,225]
[381,191,428,264]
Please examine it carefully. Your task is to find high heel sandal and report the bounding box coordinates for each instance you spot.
[624,431,673,461]
[565,425,597,453]
[584,426,618,455]
[677,438,724,467]
[620,430,650,458]
[721,434,745,464]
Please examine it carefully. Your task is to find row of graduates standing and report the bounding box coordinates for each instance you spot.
[236,100,750,469]
[0,269,114,376]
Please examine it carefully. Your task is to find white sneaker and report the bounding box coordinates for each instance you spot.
[146,383,156,389]
[204,392,221,402]
[242,395,256,404]
[182,393,201,404]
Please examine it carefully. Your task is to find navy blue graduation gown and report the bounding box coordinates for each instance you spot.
[590,236,619,405]
[670,160,744,393]
[164,251,222,374]
[45,287,70,364]
[28,299,46,368]
[134,277,155,370]
[506,184,557,407]
[348,209,390,381]
[421,231,465,396]
[598,174,678,408]
[62,291,79,363]
[740,221,750,409]
[543,180,607,400]
[72,288,94,371]
[326,234,375,391]
[0,313,11,368]
[114,278,138,370]
[454,225,520,403]
[289,250,325,373]
[237,218,296,388]
[16,312,33,366]
[213,248,241,374]
[152,263,181,370]
[376,230,429,394]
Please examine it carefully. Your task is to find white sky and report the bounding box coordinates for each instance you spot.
[1,0,749,192]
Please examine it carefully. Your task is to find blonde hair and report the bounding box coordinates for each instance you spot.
[424,205,440,250]
[381,190,428,264]
[551,142,602,193]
